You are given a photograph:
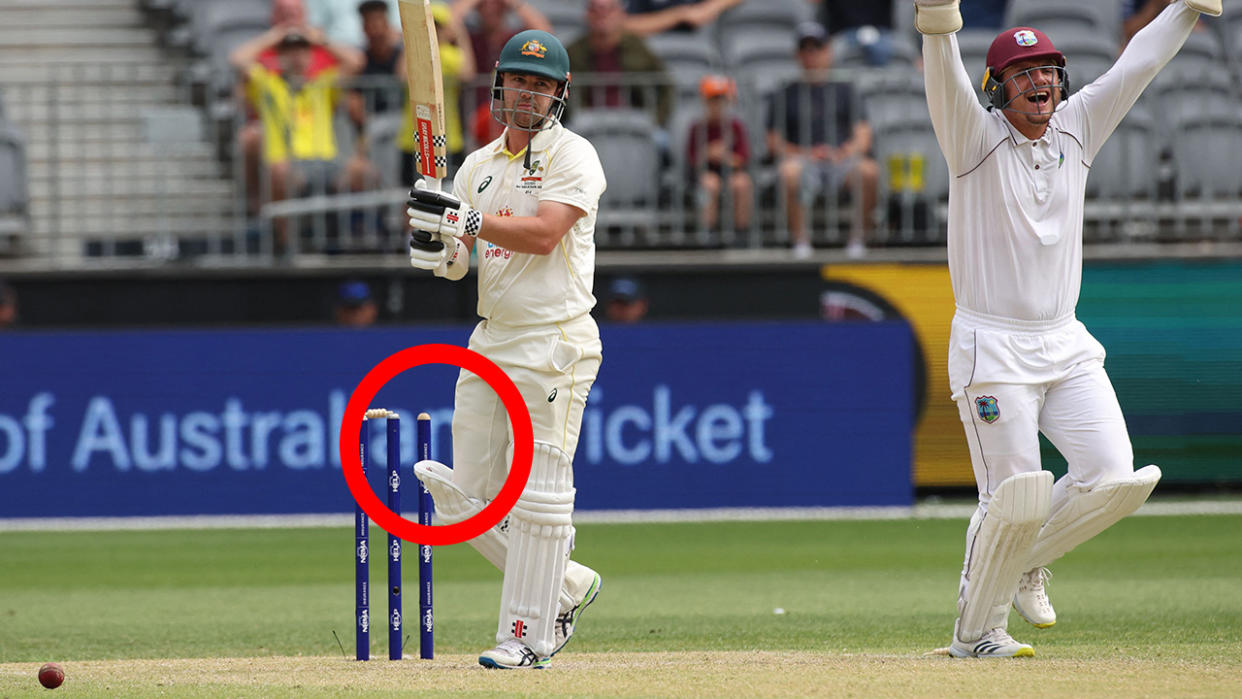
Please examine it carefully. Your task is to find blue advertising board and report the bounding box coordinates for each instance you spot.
[0,321,913,518]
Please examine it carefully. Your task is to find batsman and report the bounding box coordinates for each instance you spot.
[405,28,607,669]
[914,0,1222,658]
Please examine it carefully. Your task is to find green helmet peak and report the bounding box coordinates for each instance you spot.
[496,30,570,83]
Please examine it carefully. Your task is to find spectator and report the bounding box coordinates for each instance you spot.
[334,279,379,326]
[232,28,371,253]
[307,0,402,49]
[960,0,1008,30]
[816,1,896,67]
[605,277,649,323]
[686,75,752,232]
[347,0,405,130]
[767,22,877,260]
[234,0,363,217]
[567,0,674,129]
[623,0,743,36]
[398,2,476,175]
[454,0,552,144]
[0,279,17,329]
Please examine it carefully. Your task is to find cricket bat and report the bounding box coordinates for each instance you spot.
[398,0,448,193]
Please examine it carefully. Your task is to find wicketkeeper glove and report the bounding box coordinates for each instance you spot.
[1184,0,1221,16]
[914,0,962,34]
[409,229,469,281]
[406,180,483,240]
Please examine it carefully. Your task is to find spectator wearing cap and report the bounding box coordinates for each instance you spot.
[0,279,17,329]
[334,279,379,326]
[685,75,752,233]
[567,0,674,129]
[231,21,370,254]
[816,0,896,67]
[622,0,743,36]
[605,276,648,323]
[767,21,877,260]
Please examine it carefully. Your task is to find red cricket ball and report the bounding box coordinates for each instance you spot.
[38,662,65,689]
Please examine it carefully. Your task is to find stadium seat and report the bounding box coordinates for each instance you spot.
[871,118,951,202]
[716,0,812,55]
[645,30,721,115]
[1005,0,1120,40]
[366,112,404,191]
[527,0,586,44]
[1088,106,1162,200]
[570,109,663,236]
[1170,111,1242,200]
[1148,68,1241,132]
[0,124,30,237]
[722,31,801,98]
[857,70,930,133]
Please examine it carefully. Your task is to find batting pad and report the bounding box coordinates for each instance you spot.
[497,442,575,658]
[959,471,1053,642]
[413,459,509,569]
[1027,465,1161,570]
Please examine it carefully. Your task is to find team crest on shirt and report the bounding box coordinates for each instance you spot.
[975,396,1000,424]
[518,160,545,192]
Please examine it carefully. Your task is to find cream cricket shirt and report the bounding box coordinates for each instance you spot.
[452,123,607,328]
[923,3,1198,322]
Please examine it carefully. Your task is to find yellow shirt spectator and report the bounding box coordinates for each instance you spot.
[246,64,342,164]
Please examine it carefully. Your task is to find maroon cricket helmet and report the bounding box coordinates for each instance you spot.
[983,27,1068,111]
[986,27,1065,77]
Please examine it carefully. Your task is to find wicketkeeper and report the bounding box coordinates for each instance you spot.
[914,0,1222,658]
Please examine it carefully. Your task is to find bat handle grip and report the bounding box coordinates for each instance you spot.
[422,176,442,193]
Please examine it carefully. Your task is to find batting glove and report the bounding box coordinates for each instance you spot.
[409,229,469,281]
[914,0,961,34]
[407,180,482,240]
[1184,0,1221,16]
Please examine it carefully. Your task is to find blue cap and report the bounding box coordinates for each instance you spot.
[338,280,373,307]
[609,277,644,302]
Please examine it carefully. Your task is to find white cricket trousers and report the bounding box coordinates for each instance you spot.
[450,314,602,500]
[947,307,1136,501]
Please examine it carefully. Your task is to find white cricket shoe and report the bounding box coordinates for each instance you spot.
[478,639,546,669]
[949,624,1035,658]
[551,566,602,657]
[1013,567,1056,628]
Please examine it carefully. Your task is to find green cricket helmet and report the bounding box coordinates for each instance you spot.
[491,29,572,132]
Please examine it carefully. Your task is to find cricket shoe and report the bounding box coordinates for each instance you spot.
[949,624,1035,658]
[551,565,602,657]
[478,639,547,669]
[1013,567,1056,628]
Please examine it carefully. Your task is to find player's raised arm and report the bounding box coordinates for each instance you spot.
[916,1,988,173]
[1070,1,1208,161]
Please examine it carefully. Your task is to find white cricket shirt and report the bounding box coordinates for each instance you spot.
[453,122,607,327]
[924,3,1198,322]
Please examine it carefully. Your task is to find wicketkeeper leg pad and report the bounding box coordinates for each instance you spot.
[1026,465,1161,570]
[957,471,1053,643]
[496,441,575,658]
[414,459,509,570]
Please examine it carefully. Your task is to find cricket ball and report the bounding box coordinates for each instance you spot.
[38,662,64,689]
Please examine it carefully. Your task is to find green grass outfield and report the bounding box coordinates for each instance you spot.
[1,514,1241,696]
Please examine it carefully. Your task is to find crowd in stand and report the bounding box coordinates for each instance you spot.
[195,0,1242,258]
